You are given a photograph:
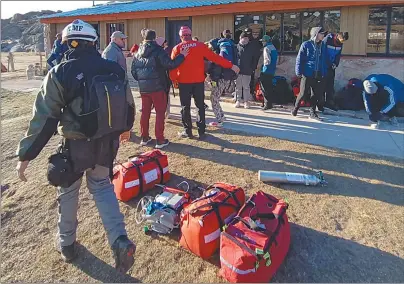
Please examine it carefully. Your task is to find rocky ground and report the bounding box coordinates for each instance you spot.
[1,10,60,52]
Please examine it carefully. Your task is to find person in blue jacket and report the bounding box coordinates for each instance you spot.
[259,35,278,110]
[292,27,328,120]
[324,32,349,109]
[47,33,65,69]
[362,74,404,127]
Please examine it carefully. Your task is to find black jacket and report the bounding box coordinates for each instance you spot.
[131,41,184,94]
[237,42,257,76]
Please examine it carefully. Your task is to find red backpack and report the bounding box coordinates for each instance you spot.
[291,76,311,107]
[219,191,290,283]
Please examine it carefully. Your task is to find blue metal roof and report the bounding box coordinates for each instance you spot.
[41,0,258,19]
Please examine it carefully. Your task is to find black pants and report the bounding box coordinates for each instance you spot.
[367,94,399,122]
[250,72,256,96]
[260,73,274,107]
[295,76,325,112]
[324,68,336,107]
[179,82,205,135]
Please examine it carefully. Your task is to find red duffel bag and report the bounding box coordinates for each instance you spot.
[219,191,290,283]
[112,150,170,202]
[179,183,245,259]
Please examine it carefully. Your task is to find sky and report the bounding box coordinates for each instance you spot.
[1,1,109,19]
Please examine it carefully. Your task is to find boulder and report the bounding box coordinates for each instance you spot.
[1,24,22,40]
[10,13,25,23]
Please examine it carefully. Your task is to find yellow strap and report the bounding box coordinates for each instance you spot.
[104,85,112,128]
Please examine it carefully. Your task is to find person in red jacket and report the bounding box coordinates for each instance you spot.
[170,26,240,139]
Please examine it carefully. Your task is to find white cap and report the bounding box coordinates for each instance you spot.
[363,80,378,94]
[62,19,98,42]
[111,31,127,39]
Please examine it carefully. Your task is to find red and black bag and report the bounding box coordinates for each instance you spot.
[179,183,245,259]
[291,76,310,107]
[112,150,170,202]
[219,191,290,283]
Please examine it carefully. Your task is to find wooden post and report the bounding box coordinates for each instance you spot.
[7,52,15,72]
[39,52,43,72]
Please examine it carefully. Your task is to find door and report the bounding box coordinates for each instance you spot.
[167,20,192,48]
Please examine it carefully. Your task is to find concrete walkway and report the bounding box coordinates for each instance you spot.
[2,79,403,159]
[164,96,404,159]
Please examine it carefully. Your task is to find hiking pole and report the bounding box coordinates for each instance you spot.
[258,170,326,186]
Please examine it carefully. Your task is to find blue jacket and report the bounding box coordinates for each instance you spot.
[261,41,278,75]
[363,74,404,114]
[295,27,328,78]
[52,39,63,55]
[324,33,343,68]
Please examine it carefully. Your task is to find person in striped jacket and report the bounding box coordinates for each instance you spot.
[362,74,404,128]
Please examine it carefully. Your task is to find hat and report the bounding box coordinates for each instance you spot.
[240,32,249,39]
[260,35,271,42]
[363,80,378,94]
[179,26,192,36]
[244,28,252,34]
[318,27,326,34]
[155,36,166,46]
[111,31,127,39]
[222,29,232,36]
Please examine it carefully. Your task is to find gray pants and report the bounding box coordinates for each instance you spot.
[56,165,127,248]
[235,74,252,102]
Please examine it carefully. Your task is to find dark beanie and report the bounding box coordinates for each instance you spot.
[145,29,156,41]
[240,32,248,39]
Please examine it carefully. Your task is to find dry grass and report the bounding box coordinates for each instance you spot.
[1,88,404,283]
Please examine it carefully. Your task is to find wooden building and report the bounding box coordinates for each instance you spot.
[40,0,403,57]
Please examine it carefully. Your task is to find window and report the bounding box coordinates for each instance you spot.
[324,10,341,33]
[265,13,282,50]
[367,8,388,53]
[234,14,264,43]
[390,6,404,54]
[302,11,322,42]
[367,6,404,55]
[106,22,125,47]
[283,12,301,52]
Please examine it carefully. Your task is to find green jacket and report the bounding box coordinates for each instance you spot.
[17,47,134,162]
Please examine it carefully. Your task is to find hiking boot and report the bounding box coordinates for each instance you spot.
[291,108,298,117]
[234,101,241,108]
[112,235,136,274]
[208,121,223,127]
[309,112,322,121]
[178,131,193,139]
[155,139,170,149]
[140,136,152,146]
[59,242,78,262]
[244,101,251,109]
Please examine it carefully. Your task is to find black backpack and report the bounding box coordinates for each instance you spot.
[272,76,294,104]
[334,78,365,111]
[73,74,134,139]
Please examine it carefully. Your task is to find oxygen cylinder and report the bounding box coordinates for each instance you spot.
[258,170,325,186]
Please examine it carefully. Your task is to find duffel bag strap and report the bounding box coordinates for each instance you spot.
[209,185,242,209]
[130,161,144,194]
[151,156,164,184]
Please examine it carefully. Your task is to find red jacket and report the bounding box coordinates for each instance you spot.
[169,40,233,84]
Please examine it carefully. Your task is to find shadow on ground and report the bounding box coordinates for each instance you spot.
[162,132,404,206]
[72,243,141,283]
[273,223,404,282]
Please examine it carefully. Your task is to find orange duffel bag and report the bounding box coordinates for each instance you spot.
[179,183,245,259]
[112,150,170,202]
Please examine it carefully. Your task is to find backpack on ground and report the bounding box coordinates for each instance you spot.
[179,183,245,259]
[334,78,365,111]
[219,191,290,283]
[112,150,170,202]
[72,74,135,139]
[272,76,294,104]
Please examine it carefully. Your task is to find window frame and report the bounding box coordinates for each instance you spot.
[106,22,126,49]
[367,5,404,57]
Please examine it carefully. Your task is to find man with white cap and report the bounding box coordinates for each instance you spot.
[362,74,404,128]
[102,31,128,72]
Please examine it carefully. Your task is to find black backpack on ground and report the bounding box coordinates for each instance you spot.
[272,76,294,104]
[334,78,365,111]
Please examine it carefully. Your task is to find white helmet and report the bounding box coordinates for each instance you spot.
[62,19,98,42]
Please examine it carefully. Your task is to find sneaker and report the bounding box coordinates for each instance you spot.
[244,101,251,109]
[178,131,193,139]
[59,242,78,262]
[309,112,322,121]
[234,101,241,108]
[112,235,136,274]
[198,133,207,140]
[208,121,223,127]
[370,122,381,129]
[390,117,399,126]
[155,139,170,149]
[291,108,298,116]
[140,137,152,146]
